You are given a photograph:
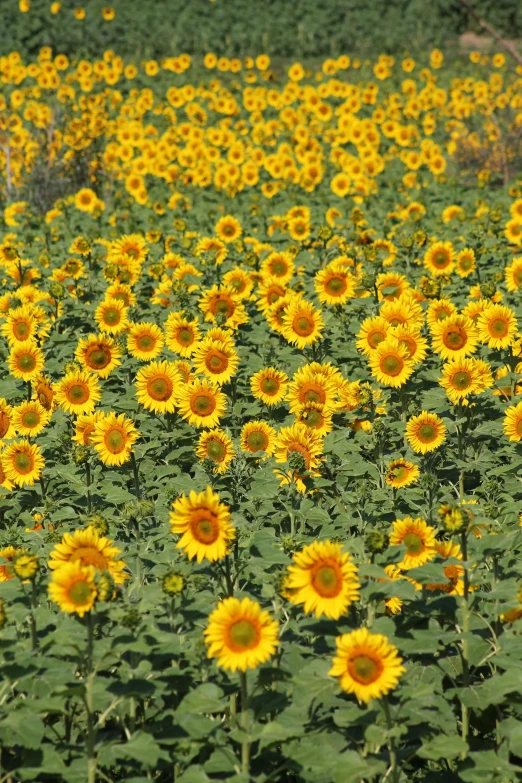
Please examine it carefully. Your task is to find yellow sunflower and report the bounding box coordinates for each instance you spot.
[261,251,295,284]
[32,374,55,411]
[250,367,288,405]
[287,367,337,414]
[192,337,239,385]
[0,399,16,441]
[94,297,129,335]
[54,370,101,415]
[90,412,140,466]
[164,312,201,357]
[204,596,279,672]
[48,561,98,617]
[281,298,324,350]
[177,378,227,428]
[390,324,428,366]
[406,411,447,453]
[424,240,455,277]
[215,214,242,244]
[295,402,333,437]
[385,459,420,488]
[127,322,165,361]
[1,305,37,345]
[75,333,122,378]
[505,257,522,293]
[72,411,105,446]
[329,628,405,703]
[438,358,482,403]
[477,304,518,350]
[196,429,235,473]
[389,516,436,570]
[8,340,45,382]
[314,264,355,306]
[503,401,522,442]
[169,485,235,562]
[273,422,323,493]
[356,316,391,356]
[135,360,181,414]
[455,248,476,278]
[2,439,45,487]
[48,526,128,584]
[12,400,51,437]
[285,540,360,619]
[240,420,277,456]
[369,337,415,388]
[430,314,478,360]
[199,285,248,330]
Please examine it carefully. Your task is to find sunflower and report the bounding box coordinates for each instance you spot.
[389,516,436,570]
[380,295,424,329]
[12,400,51,437]
[215,214,242,244]
[430,313,478,360]
[385,459,420,488]
[195,236,228,265]
[406,411,447,453]
[169,485,235,562]
[1,305,37,345]
[91,412,140,466]
[505,257,522,293]
[0,545,20,580]
[48,561,97,617]
[196,429,235,473]
[177,378,227,428]
[329,628,405,703]
[273,422,323,493]
[438,358,481,403]
[164,312,201,357]
[72,411,105,446]
[48,525,128,584]
[281,298,324,350]
[105,282,137,308]
[477,304,518,350]
[240,420,277,456]
[456,248,476,278]
[296,402,334,437]
[109,233,148,264]
[503,401,522,442]
[356,316,390,356]
[0,399,16,441]
[390,324,428,365]
[426,298,457,328]
[369,337,415,388]
[287,367,337,414]
[32,374,55,411]
[314,264,355,306]
[2,439,45,486]
[127,321,164,361]
[204,596,279,672]
[135,360,181,414]
[54,370,101,415]
[424,540,465,596]
[8,340,45,382]
[285,540,360,619]
[256,277,288,314]
[376,272,410,302]
[261,251,295,284]
[199,285,248,330]
[192,337,239,385]
[222,267,254,299]
[94,297,129,335]
[424,241,455,277]
[75,333,122,378]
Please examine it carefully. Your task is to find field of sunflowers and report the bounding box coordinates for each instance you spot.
[2,7,522,781]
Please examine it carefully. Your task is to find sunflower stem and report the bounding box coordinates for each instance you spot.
[240,670,250,776]
[460,528,470,757]
[382,696,399,783]
[29,578,38,652]
[85,462,92,513]
[130,452,141,501]
[85,612,97,783]
[39,476,46,501]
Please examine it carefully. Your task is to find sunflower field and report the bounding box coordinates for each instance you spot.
[2,8,522,782]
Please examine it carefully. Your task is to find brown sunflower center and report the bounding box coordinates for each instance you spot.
[147,375,173,401]
[418,423,437,442]
[191,392,215,416]
[136,334,155,351]
[190,511,219,544]
[177,327,194,346]
[390,465,408,482]
[222,223,235,237]
[18,353,36,372]
[368,330,385,349]
[293,315,314,336]
[227,619,260,650]
[489,318,508,338]
[270,260,288,277]
[13,452,33,474]
[348,654,382,684]
[70,546,107,569]
[311,562,342,598]
[207,440,226,461]
[68,580,93,605]
[303,409,322,428]
[103,307,121,326]
[403,532,424,555]
[323,275,346,296]
[86,345,111,369]
[68,383,89,404]
[444,327,466,350]
[247,430,268,451]
[453,371,472,390]
[105,428,126,453]
[433,251,450,268]
[301,385,323,404]
[213,297,233,317]
[13,321,30,340]
[21,411,39,429]
[205,351,228,374]
[260,377,278,395]
[381,355,403,376]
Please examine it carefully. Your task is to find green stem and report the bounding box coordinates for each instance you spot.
[240,671,250,777]
[85,462,92,514]
[39,477,46,501]
[382,696,399,783]
[460,529,470,756]
[29,579,38,651]
[130,453,141,501]
[224,555,234,597]
[86,613,97,783]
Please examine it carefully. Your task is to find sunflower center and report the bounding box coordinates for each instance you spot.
[391,465,407,482]
[324,275,346,296]
[87,346,111,369]
[444,565,460,581]
[260,377,278,395]
[247,431,268,451]
[368,331,385,348]
[267,287,284,304]
[460,256,473,271]
[312,563,342,597]
[214,298,233,317]
[136,334,155,351]
[18,353,36,372]
[444,327,466,350]
[222,223,235,237]
[206,351,228,373]
[435,309,450,321]
[348,654,382,684]
[403,532,424,555]
[105,428,125,453]
[433,251,450,268]
[70,546,107,569]
[271,260,288,276]
[190,512,219,544]
[13,321,30,340]
[21,411,39,428]
[177,328,194,346]
[453,371,472,390]
[304,409,322,428]
[227,619,259,650]
[68,580,93,605]
[147,375,173,401]
[192,393,215,415]
[381,355,403,376]
[294,315,314,336]
[14,452,33,474]
[490,318,508,337]
[418,423,436,442]
[302,386,323,404]
[0,412,11,438]
[69,383,89,403]
[207,440,225,461]
[103,307,121,326]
